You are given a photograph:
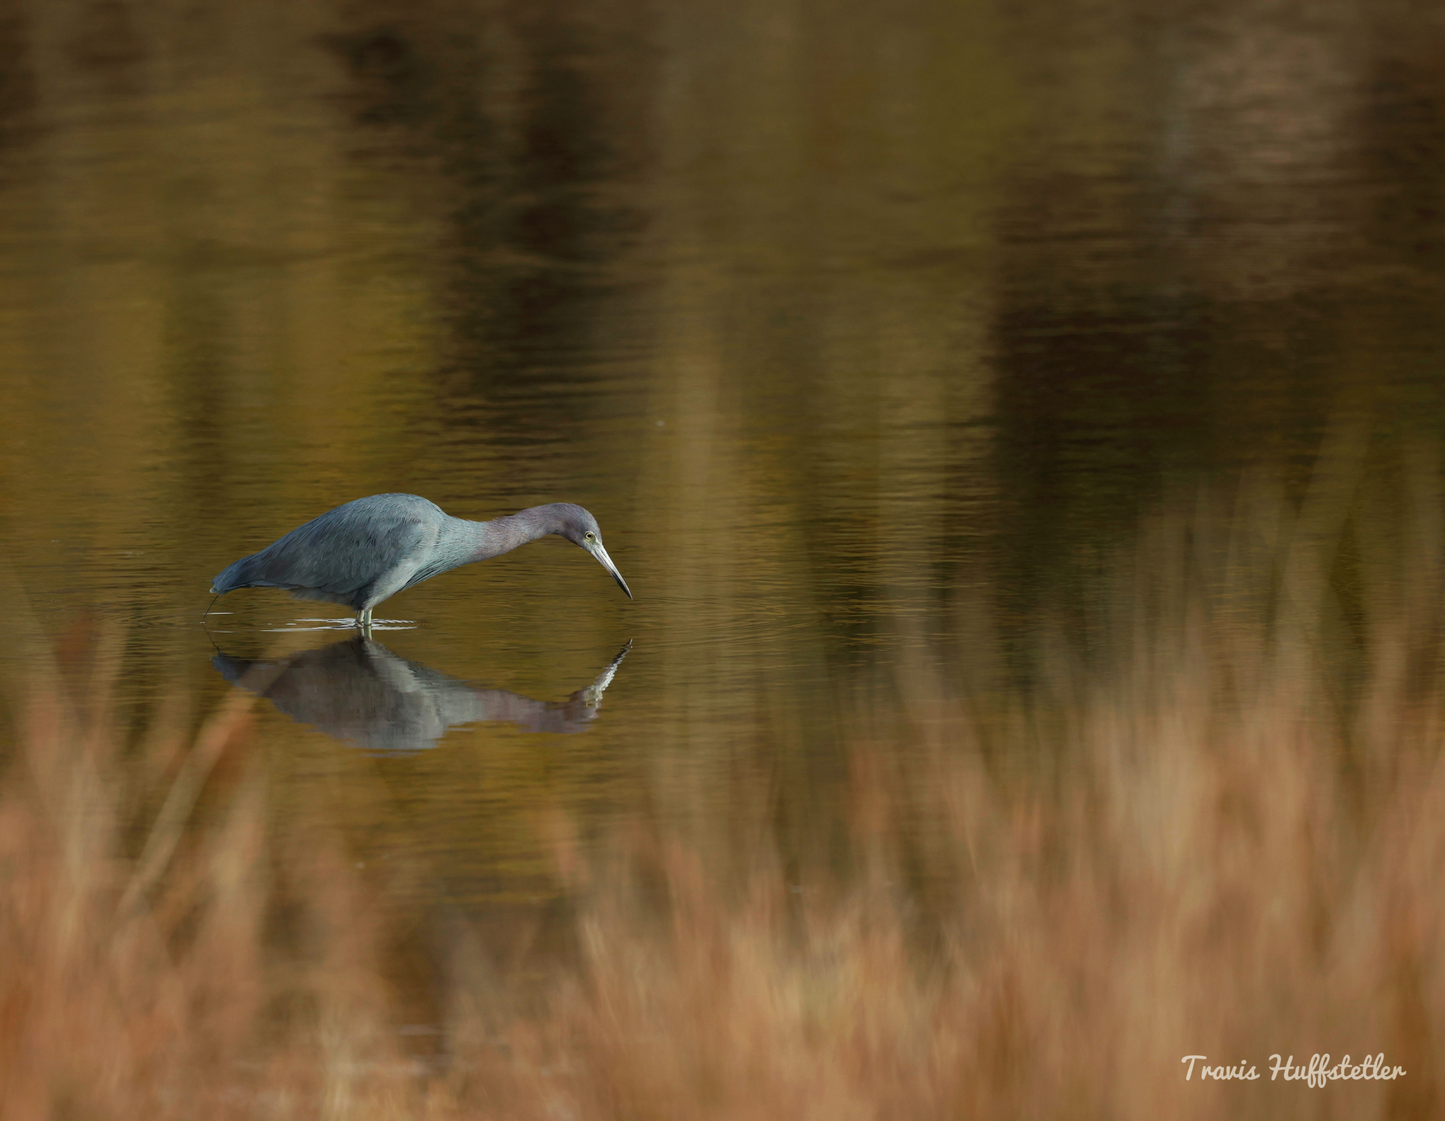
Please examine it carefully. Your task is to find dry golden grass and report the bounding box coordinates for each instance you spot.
[3,472,1444,1119]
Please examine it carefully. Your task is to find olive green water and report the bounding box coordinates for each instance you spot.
[1,0,1443,998]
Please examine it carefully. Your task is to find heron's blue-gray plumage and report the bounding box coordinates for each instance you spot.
[210,494,630,625]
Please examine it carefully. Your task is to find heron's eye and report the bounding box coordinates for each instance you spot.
[585,531,595,541]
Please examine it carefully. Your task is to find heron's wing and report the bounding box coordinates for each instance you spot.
[241,503,434,604]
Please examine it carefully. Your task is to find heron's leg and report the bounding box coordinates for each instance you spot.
[358,606,373,635]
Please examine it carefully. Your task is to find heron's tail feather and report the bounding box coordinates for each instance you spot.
[211,552,360,608]
[211,553,269,595]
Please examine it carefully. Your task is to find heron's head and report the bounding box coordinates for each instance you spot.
[544,503,633,600]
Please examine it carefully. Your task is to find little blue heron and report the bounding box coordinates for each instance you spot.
[210,494,631,631]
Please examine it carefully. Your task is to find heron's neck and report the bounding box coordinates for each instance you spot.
[464,507,563,562]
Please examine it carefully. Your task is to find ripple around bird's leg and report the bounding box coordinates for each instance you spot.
[207,616,419,633]
[256,619,354,633]
[338,617,417,632]
[255,617,385,633]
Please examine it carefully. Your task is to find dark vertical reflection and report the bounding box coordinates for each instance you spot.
[442,1,652,433]
[1361,4,1445,271]
[0,1,36,156]
[65,0,145,97]
[985,0,1445,681]
[327,1,654,449]
[989,296,1208,655]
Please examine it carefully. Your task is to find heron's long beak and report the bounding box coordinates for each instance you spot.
[589,540,633,600]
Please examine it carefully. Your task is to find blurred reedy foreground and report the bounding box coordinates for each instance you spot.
[3,466,1444,1121]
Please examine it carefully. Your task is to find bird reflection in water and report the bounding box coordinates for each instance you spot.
[213,638,631,753]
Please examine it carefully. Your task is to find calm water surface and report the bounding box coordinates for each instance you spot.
[1,0,1444,996]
